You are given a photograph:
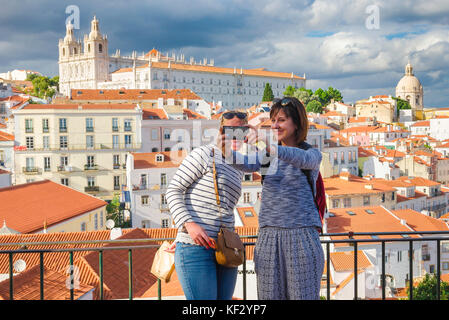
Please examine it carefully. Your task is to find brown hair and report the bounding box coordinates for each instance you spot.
[270,97,308,145]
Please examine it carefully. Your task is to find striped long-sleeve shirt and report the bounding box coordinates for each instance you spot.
[230,144,323,229]
[166,144,243,245]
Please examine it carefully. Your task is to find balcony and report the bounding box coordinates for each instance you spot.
[160,203,169,211]
[84,186,99,193]
[13,143,142,152]
[0,230,448,301]
[59,127,67,133]
[86,127,94,133]
[42,128,49,133]
[22,167,40,175]
[84,164,99,171]
[113,164,121,170]
[25,128,33,133]
[112,126,119,132]
[57,165,74,173]
[124,126,132,132]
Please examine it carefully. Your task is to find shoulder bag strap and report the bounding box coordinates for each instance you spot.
[211,147,223,226]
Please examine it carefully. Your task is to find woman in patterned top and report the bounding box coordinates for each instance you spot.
[220,97,325,300]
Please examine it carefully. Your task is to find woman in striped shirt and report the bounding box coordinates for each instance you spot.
[165,110,248,300]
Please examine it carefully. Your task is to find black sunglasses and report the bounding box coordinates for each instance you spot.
[273,97,295,107]
[222,111,248,120]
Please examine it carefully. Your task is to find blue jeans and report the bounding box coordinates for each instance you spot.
[174,242,238,300]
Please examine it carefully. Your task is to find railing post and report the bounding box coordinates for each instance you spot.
[243,247,247,301]
[128,249,133,300]
[158,279,161,300]
[326,242,330,300]
[99,250,104,300]
[69,251,74,300]
[381,241,385,300]
[40,252,44,300]
[354,241,358,300]
[409,241,413,300]
[437,240,441,300]
[8,253,13,300]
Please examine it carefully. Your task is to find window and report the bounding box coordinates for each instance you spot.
[161,173,167,187]
[124,119,132,132]
[94,213,98,230]
[243,193,251,203]
[161,194,167,205]
[86,118,94,132]
[87,176,95,187]
[343,198,351,208]
[442,242,449,253]
[43,136,49,150]
[59,118,67,132]
[164,129,171,140]
[86,135,94,149]
[152,147,159,152]
[112,118,119,131]
[26,136,34,149]
[61,178,69,186]
[81,222,86,232]
[244,210,253,217]
[112,135,119,149]
[60,136,68,149]
[392,192,395,201]
[113,155,120,169]
[100,211,104,228]
[141,195,149,205]
[365,209,375,214]
[257,192,262,200]
[98,43,103,53]
[42,119,49,132]
[44,157,51,171]
[25,119,33,133]
[381,193,385,203]
[156,154,163,162]
[113,176,120,190]
[443,262,449,270]
[140,174,147,188]
[86,155,95,168]
[60,156,68,167]
[397,251,402,262]
[244,174,252,182]
[346,210,356,216]
[164,147,171,151]
[332,199,340,208]
[125,135,132,147]
[430,265,435,274]
[161,219,170,228]
[363,196,370,205]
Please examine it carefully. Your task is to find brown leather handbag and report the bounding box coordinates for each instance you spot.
[211,147,245,268]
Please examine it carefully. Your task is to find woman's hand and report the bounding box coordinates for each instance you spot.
[164,241,176,253]
[184,221,213,249]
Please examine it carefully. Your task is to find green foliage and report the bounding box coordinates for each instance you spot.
[26,74,59,99]
[393,97,412,118]
[407,273,449,300]
[306,100,323,113]
[262,83,274,102]
[283,85,296,97]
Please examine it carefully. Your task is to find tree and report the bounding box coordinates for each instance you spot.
[306,100,323,114]
[293,87,319,106]
[326,86,343,103]
[262,83,274,102]
[283,85,296,97]
[314,88,330,106]
[26,74,59,99]
[407,273,449,300]
[393,97,411,118]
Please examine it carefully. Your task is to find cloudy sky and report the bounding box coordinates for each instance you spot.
[1,0,449,107]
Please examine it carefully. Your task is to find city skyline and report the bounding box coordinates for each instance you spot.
[1,0,449,107]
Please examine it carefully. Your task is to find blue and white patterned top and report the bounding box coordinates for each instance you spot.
[230,145,322,229]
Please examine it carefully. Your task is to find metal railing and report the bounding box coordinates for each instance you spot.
[1,231,448,300]
[13,143,142,152]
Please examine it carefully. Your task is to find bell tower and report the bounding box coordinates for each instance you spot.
[83,16,109,88]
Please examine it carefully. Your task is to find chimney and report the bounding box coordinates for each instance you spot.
[400,219,407,225]
[364,184,374,190]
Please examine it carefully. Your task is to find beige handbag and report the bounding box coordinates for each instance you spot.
[150,241,175,282]
[212,148,245,268]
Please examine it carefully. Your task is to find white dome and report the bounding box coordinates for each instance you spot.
[396,75,422,93]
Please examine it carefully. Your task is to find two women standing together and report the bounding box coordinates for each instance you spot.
[165,97,325,300]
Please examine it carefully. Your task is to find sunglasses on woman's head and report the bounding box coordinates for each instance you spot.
[222,112,248,120]
[273,97,294,107]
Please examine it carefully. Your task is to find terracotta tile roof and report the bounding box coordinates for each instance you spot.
[183,108,206,119]
[358,147,377,157]
[440,212,449,220]
[70,89,202,101]
[326,206,418,247]
[348,117,374,123]
[321,260,335,286]
[340,126,378,134]
[144,61,304,79]
[132,151,187,169]
[323,174,396,196]
[142,108,168,120]
[395,176,440,187]
[211,112,224,120]
[0,131,14,141]
[0,180,107,234]
[0,265,94,300]
[236,207,259,228]
[392,209,449,232]
[141,269,184,298]
[322,111,346,117]
[21,103,138,110]
[330,250,373,272]
[411,120,430,127]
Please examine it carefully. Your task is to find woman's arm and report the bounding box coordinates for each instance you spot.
[275,145,322,170]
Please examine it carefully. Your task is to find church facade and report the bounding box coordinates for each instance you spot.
[58,17,306,109]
